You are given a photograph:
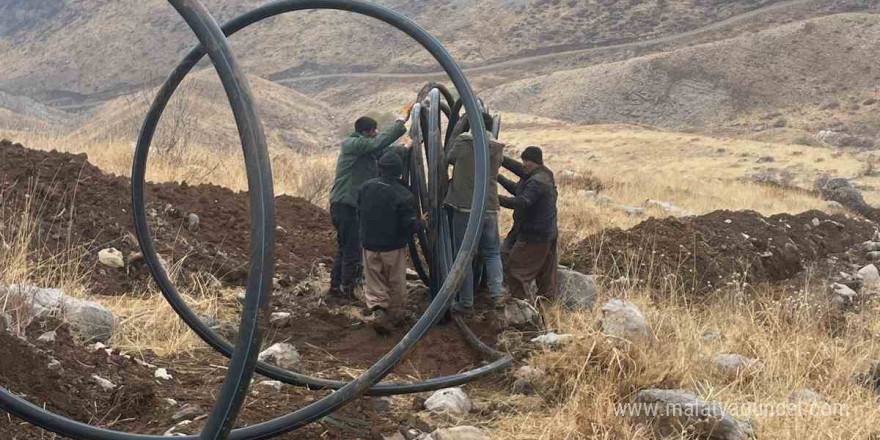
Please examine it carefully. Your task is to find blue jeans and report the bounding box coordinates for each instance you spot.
[451,209,504,307]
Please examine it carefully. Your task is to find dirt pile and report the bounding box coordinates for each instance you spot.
[569,209,877,293]
[0,139,335,295]
[0,320,158,439]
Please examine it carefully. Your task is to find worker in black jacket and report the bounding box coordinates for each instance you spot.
[497,146,559,300]
[358,151,424,331]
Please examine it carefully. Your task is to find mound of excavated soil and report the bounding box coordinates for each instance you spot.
[0,140,335,295]
[569,209,877,293]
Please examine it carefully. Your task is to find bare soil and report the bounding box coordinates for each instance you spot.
[569,209,877,293]
[0,139,335,295]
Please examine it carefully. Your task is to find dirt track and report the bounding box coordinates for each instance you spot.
[275,0,819,85]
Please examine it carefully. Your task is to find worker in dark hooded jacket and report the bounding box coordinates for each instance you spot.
[329,104,413,299]
[444,113,507,312]
[358,150,424,330]
[498,146,559,299]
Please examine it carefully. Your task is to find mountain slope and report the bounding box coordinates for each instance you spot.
[483,13,880,133]
[71,70,339,152]
[0,0,787,103]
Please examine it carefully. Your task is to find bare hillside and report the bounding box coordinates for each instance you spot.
[0,0,786,104]
[0,90,75,131]
[483,13,880,133]
[71,71,339,152]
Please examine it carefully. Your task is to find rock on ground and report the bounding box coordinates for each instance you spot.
[171,404,205,422]
[831,283,858,307]
[269,312,292,328]
[428,426,490,440]
[2,284,115,342]
[258,343,301,371]
[500,299,542,330]
[98,247,125,268]
[556,267,597,310]
[513,366,545,395]
[633,389,755,440]
[530,332,574,348]
[599,299,649,345]
[713,354,764,375]
[424,388,472,414]
[789,388,822,402]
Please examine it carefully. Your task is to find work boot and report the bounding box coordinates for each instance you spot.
[451,303,474,316]
[368,307,390,333]
[492,294,508,310]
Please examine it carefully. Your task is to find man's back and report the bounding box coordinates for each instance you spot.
[358,176,419,252]
[444,132,505,212]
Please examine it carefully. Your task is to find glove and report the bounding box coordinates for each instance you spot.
[400,102,415,121]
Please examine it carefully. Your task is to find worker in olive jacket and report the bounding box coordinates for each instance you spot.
[329,104,413,299]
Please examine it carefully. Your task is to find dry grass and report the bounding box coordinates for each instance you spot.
[3,122,879,438]
[488,284,880,439]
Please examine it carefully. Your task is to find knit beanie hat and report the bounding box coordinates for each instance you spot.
[521,146,543,165]
[378,151,404,177]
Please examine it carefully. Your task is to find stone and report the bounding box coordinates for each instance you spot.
[424,388,472,414]
[713,354,764,375]
[3,284,115,342]
[827,201,844,210]
[98,248,125,268]
[513,366,545,395]
[621,206,646,217]
[633,389,756,440]
[817,177,870,215]
[868,252,880,263]
[750,170,793,187]
[235,290,247,305]
[37,331,56,343]
[500,299,542,330]
[429,426,490,440]
[858,264,880,284]
[154,368,173,380]
[789,388,822,402]
[47,358,63,372]
[371,396,395,413]
[0,313,11,334]
[599,299,649,345]
[812,218,821,227]
[269,312,292,328]
[171,404,205,422]
[757,156,775,163]
[556,268,597,310]
[862,241,880,253]
[92,375,116,392]
[185,213,200,231]
[815,130,875,149]
[831,283,858,306]
[257,380,283,393]
[530,332,574,348]
[702,327,722,342]
[258,343,301,370]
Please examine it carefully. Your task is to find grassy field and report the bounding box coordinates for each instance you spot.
[1,122,879,438]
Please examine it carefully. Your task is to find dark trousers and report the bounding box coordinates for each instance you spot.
[502,238,558,299]
[330,203,363,292]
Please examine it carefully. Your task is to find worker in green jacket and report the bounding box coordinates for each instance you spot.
[329,103,414,299]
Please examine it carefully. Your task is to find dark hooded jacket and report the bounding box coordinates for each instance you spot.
[358,152,423,252]
[498,156,558,244]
